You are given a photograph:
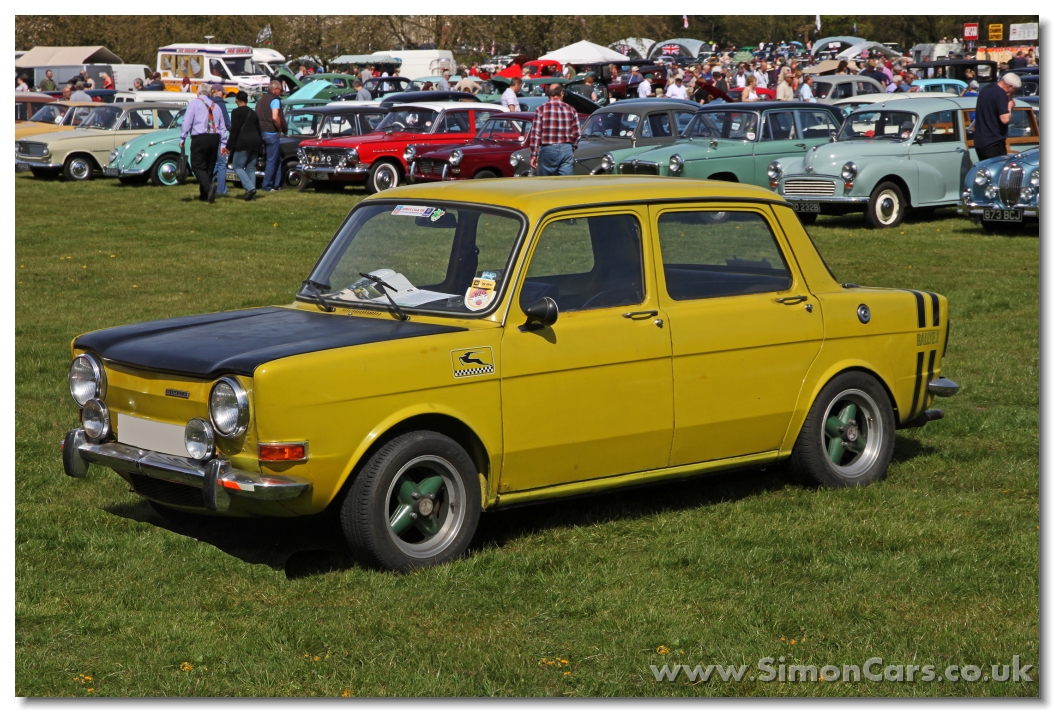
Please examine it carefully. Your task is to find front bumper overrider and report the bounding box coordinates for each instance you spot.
[62,428,311,512]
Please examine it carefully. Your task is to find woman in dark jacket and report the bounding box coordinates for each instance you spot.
[227,91,264,200]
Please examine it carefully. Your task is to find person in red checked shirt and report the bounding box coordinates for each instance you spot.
[529,84,582,176]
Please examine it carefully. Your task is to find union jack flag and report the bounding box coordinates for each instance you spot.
[661,44,682,56]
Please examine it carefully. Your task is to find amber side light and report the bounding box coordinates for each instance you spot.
[259,443,306,462]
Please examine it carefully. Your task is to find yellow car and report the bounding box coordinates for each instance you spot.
[14,101,101,140]
[62,177,959,571]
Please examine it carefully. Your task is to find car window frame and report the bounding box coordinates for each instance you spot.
[960,106,1039,148]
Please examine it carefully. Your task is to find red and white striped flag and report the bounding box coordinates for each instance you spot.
[683,15,689,29]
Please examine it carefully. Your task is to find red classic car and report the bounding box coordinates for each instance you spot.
[726,86,777,102]
[409,112,534,183]
[607,65,669,99]
[296,101,499,193]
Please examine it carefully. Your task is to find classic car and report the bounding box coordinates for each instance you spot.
[811,74,885,103]
[377,91,479,108]
[771,96,1040,228]
[297,101,498,193]
[281,76,360,110]
[910,78,968,95]
[907,60,997,85]
[409,111,533,182]
[606,65,669,99]
[960,146,1039,232]
[15,102,185,181]
[600,102,844,190]
[61,176,959,572]
[14,101,98,140]
[14,91,54,122]
[570,99,699,175]
[830,91,958,117]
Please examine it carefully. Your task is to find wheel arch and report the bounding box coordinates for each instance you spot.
[707,171,740,182]
[471,166,502,178]
[64,151,101,171]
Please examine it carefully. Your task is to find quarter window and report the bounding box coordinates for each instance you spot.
[521,214,644,312]
[829,82,853,100]
[473,110,493,130]
[640,112,672,138]
[657,211,791,300]
[436,111,471,133]
[761,111,797,140]
[798,109,838,139]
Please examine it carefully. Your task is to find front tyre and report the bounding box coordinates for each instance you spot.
[283,160,304,189]
[342,431,481,572]
[865,181,906,229]
[366,160,401,194]
[791,371,895,488]
[63,155,94,182]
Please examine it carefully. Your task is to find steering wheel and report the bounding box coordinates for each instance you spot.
[581,287,640,310]
[391,121,406,129]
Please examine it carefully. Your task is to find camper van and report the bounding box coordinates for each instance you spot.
[369,49,454,80]
[253,48,287,76]
[156,44,271,96]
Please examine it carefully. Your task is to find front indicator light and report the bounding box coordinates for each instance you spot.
[82,398,110,440]
[184,418,215,460]
[259,442,307,462]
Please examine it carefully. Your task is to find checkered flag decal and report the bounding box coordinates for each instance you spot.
[454,364,495,379]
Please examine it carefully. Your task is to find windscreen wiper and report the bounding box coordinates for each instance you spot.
[300,279,335,313]
[358,272,409,321]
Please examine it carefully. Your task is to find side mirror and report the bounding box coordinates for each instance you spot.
[519,297,559,332]
[913,133,925,144]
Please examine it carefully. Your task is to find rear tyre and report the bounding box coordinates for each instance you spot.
[366,161,401,194]
[790,371,895,488]
[341,431,481,572]
[150,155,180,187]
[63,155,94,182]
[865,181,906,229]
[473,169,499,179]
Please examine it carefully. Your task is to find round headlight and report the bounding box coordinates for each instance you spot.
[841,162,858,182]
[985,184,999,200]
[109,148,119,164]
[184,418,215,460]
[1030,170,1039,188]
[1020,185,1034,201]
[509,153,521,167]
[345,147,359,163]
[404,145,416,162]
[69,354,105,406]
[82,398,110,441]
[134,149,146,165]
[449,149,463,166]
[209,377,249,438]
[296,147,307,161]
[600,153,614,172]
[668,154,684,175]
[767,161,783,180]
[42,147,50,157]
[974,168,990,186]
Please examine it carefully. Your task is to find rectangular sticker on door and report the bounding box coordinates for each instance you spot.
[450,346,495,379]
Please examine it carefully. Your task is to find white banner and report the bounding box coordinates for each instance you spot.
[1009,23,1038,41]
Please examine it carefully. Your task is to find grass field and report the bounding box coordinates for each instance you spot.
[15,173,1038,696]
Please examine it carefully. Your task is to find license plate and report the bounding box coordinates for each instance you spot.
[226,171,238,182]
[117,413,189,458]
[102,168,120,176]
[314,172,331,180]
[983,208,1022,222]
[793,202,821,213]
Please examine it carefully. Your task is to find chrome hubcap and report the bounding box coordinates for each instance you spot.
[376,166,397,191]
[286,168,303,187]
[876,191,899,223]
[159,161,177,183]
[70,159,90,179]
[821,389,883,478]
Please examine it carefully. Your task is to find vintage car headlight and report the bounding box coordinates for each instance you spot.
[184,418,215,460]
[344,147,359,163]
[69,353,106,406]
[449,149,463,167]
[974,168,990,186]
[1020,185,1035,202]
[767,161,783,180]
[669,154,684,175]
[296,147,307,162]
[404,145,416,162]
[134,149,146,165]
[509,153,521,167]
[42,146,50,157]
[984,184,999,200]
[841,162,858,182]
[81,398,110,441]
[1030,170,1039,189]
[109,148,119,164]
[600,153,614,172]
[209,377,249,438]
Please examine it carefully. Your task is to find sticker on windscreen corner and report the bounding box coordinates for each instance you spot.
[464,278,497,311]
[391,205,433,217]
[451,347,495,379]
[429,208,446,222]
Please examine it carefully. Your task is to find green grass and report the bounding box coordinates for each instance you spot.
[15,173,1038,697]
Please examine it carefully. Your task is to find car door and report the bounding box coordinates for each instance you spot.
[753,110,805,185]
[649,204,823,465]
[433,109,475,147]
[499,207,674,492]
[910,109,968,204]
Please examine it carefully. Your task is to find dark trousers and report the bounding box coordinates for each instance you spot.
[976,140,1007,160]
[190,133,220,198]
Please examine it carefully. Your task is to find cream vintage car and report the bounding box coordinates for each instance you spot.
[15,102,183,181]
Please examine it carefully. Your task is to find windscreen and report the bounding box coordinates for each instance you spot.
[224,58,264,76]
[376,108,439,133]
[80,106,123,130]
[29,105,66,124]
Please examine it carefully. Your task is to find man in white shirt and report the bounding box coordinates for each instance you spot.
[734,65,748,88]
[799,74,817,102]
[501,77,522,111]
[753,61,770,89]
[665,75,688,100]
[637,74,652,98]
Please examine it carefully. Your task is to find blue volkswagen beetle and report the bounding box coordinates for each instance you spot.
[960,147,1039,233]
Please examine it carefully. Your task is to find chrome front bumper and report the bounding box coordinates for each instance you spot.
[298,163,370,177]
[105,166,145,177]
[62,428,311,512]
[16,159,61,170]
[959,198,1039,219]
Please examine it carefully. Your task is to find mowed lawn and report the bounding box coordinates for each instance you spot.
[15,172,1037,697]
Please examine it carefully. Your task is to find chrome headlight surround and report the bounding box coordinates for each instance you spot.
[509,153,522,167]
[404,145,416,162]
[449,149,463,166]
[974,167,990,186]
[599,153,614,172]
[109,148,120,164]
[134,149,146,165]
[840,161,858,182]
[184,418,216,461]
[1020,185,1034,202]
[41,146,50,157]
[1030,170,1039,189]
[296,147,307,162]
[209,377,249,438]
[767,160,783,180]
[668,154,684,176]
[984,184,999,200]
[69,353,106,406]
[344,147,359,163]
[82,398,111,441]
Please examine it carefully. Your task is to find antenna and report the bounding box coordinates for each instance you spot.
[204,35,214,44]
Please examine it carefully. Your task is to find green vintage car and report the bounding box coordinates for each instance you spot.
[600,101,844,191]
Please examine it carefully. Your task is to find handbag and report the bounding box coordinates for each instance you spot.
[175,143,189,184]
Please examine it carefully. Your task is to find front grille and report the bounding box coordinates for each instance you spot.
[619,160,659,175]
[130,473,205,509]
[999,164,1023,205]
[16,141,47,157]
[784,178,836,196]
[416,159,445,175]
[302,148,349,166]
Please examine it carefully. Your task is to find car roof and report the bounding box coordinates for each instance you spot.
[595,99,698,112]
[289,104,389,116]
[111,102,186,110]
[850,96,973,112]
[486,111,535,120]
[908,59,996,68]
[367,175,782,216]
[698,101,837,111]
[387,101,493,111]
[15,92,55,101]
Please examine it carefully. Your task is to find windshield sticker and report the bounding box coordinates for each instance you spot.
[391,205,434,217]
[451,346,495,379]
[429,208,446,222]
[464,277,497,311]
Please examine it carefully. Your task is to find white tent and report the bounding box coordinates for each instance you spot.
[15,45,123,67]
[538,41,630,65]
[836,41,902,61]
[609,38,655,60]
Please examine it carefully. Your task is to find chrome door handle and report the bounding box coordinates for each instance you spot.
[623,310,659,319]
[776,295,809,304]
[795,143,807,148]
[956,147,967,153]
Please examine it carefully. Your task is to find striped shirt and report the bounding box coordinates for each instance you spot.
[529,98,581,160]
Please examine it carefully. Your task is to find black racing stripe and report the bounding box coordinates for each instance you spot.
[907,290,926,329]
[927,292,940,327]
[909,351,925,421]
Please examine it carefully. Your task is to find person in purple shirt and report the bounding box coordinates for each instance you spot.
[179,84,229,203]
